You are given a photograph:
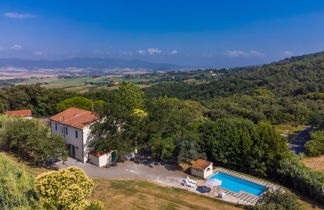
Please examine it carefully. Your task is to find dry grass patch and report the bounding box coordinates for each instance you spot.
[91,179,242,210]
[301,155,324,174]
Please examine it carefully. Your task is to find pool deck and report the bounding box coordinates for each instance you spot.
[199,168,281,205]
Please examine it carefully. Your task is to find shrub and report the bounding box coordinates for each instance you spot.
[247,190,301,210]
[276,158,324,205]
[34,167,103,209]
[0,154,40,209]
[305,130,324,157]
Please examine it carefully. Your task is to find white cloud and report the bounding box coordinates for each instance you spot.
[147,48,161,55]
[283,50,294,57]
[10,44,22,50]
[34,51,43,56]
[227,50,248,57]
[170,50,178,55]
[138,49,146,55]
[138,48,162,55]
[4,12,35,19]
[249,50,264,56]
[226,50,264,57]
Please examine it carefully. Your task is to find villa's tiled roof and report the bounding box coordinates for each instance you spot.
[49,107,99,129]
[5,109,32,117]
[192,159,212,171]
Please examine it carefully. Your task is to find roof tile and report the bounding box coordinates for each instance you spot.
[49,107,99,129]
[192,159,212,171]
[5,109,32,117]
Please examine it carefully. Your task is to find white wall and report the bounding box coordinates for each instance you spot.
[82,123,97,162]
[88,152,112,167]
[191,164,213,179]
[203,165,213,178]
[50,120,85,162]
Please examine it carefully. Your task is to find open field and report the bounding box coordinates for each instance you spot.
[302,155,324,174]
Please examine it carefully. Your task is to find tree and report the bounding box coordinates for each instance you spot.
[149,135,175,160]
[305,130,324,157]
[0,116,67,166]
[90,84,147,157]
[248,190,301,210]
[34,167,103,209]
[175,134,201,163]
[199,118,289,177]
[57,96,105,112]
[309,111,324,130]
[114,82,145,110]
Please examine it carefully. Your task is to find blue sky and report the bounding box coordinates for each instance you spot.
[1,0,324,67]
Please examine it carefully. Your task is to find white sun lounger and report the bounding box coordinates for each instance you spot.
[187,176,197,184]
[183,179,196,188]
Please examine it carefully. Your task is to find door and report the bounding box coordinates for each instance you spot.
[111,151,117,162]
[71,145,76,158]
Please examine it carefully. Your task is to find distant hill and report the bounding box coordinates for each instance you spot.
[144,50,324,99]
[0,57,184,71]
[271,51,324,65]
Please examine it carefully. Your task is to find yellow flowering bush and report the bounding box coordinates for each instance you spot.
[34,167,103,209]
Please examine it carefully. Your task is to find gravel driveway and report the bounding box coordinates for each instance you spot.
[57,157,187,188]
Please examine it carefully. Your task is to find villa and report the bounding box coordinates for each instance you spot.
[5,109,32,119]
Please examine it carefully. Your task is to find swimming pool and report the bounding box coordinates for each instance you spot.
[208,172,267,196]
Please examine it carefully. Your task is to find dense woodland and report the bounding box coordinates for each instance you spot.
[0,52,324,207]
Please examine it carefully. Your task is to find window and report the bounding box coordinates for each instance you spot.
[75,130,78,139]
[65,127,68,135]
[55,123,57,131]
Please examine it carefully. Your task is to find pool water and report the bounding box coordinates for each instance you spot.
[208,172,267,196]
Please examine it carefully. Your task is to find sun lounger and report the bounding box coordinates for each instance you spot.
[187,176,197,184]
[183,179,196,188]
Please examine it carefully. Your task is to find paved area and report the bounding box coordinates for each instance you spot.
[57,158,186,188]
[288,127,314,154]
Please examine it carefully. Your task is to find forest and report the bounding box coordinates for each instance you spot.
[0,51,324,207]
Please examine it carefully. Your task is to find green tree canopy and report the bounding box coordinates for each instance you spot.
[0,116,67,166]
[199,118,288,177]
[114,82,145,110]
[57,96,105,112]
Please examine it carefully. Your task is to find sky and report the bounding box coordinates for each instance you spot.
[1,0,324,67]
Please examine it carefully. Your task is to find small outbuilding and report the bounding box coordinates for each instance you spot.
[191,159,213,179]
[88,150,117,167]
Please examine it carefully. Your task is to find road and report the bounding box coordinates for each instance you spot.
[288,127,314,154]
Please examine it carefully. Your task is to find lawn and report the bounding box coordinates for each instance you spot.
[91,179,241,210]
